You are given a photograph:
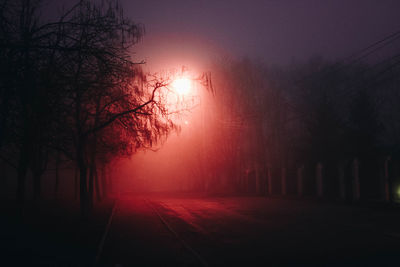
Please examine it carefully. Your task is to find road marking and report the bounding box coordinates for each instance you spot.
[95,199,118,266]
[145,199,209,267]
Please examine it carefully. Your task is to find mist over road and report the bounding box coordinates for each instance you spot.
[99,194,400,266]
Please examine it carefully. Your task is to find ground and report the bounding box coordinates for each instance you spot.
[99,194,400,266]
[1,194,400,266]
[0,199,114,266]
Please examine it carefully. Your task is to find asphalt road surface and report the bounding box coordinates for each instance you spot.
[98,194,400,266]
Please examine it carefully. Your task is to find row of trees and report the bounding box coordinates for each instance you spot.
[0,0,176,215]
[190,53,400,199]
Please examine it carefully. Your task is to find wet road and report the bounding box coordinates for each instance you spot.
[99,194,400,266]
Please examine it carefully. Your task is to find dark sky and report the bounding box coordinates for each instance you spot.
[119,0,400,69]
[52,0,400,69]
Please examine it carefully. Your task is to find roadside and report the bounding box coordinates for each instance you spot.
[0,198,114,266]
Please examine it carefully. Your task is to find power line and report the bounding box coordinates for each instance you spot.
[342,30,400,64]
[296,29,400,85]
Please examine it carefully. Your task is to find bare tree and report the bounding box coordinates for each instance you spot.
[0,0,177,215]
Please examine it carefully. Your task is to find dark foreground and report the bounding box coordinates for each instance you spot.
[0,200,114,266]
[99,194,400,266]
[1,195,400,266]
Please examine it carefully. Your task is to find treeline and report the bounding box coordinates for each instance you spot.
[193,53,400,201]
[0,0,174,215]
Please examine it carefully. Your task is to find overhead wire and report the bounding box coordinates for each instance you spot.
[218,29,400,129]
[296,29,400,86]
[291,29,400,117]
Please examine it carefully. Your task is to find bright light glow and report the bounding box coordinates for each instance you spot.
[172,77,191,95]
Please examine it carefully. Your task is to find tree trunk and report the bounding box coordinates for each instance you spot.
[79,163,88,217]
[297,165,304,197]
[78,144,89,217]
[0,161,6,195]
[88,156,95,209]
[33,171,42,203]
[74,166,79,201]
[383,156,391,203]
[100,164,107,199]
[0,89,10,150]
[17,141,30,213]
[316,163,323,198]
[267,166,272,195]
[54,152,60,199]
[88,131,98,208]
[338,163,345,200]
[107,166,113,195]
[94,162,101,201]
[353,158,360,201]
[281,167,287,196]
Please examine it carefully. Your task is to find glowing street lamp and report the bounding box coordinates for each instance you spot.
[172,77,191,96]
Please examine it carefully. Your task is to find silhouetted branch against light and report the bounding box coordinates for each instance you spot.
[85,80,168,136]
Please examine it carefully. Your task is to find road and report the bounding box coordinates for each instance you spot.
[98,194,400,266]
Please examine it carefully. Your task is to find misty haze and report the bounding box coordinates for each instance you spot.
[1,0,400,266]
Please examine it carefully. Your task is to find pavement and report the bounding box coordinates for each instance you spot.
[98,194,400,266]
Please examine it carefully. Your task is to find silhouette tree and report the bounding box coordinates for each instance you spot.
[0,0,176,215]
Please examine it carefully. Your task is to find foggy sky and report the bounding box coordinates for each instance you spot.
[39,0,400,192]
[121,0,400,66]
